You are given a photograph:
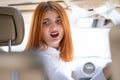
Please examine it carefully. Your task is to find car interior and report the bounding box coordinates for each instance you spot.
[0,0,120,80]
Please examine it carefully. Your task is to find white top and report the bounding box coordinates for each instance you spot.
[38,46,106,80]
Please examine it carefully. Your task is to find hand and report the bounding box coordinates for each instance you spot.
[103,63,112,80]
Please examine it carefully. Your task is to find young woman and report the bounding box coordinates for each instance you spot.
[25,1,73,80]
[25,1,110,80]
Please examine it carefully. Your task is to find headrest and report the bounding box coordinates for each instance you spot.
[0,6,24,46]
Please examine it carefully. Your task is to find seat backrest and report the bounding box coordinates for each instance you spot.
[109,25,120,80]
[0,51,48,80]
[0,6,47,80]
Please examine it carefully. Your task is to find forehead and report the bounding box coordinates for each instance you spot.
[44,10,59,19]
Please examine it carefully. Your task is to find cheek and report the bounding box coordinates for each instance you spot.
[42,29,46,35]
[60,26,64,35]
[42,28,49,37]
[42,31,48,43]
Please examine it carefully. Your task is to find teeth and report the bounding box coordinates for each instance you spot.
[51,32,58,35]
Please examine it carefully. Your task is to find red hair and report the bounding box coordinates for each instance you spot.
[25,1,73,62]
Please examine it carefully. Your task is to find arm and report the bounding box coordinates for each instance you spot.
[40,54,70,80]
[103,63,112,80]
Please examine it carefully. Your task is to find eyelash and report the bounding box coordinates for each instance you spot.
[43,19,62,26]
[56,19,61,24]
[43,21,49,25]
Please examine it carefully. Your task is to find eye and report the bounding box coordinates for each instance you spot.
[43,20,50,26]
[56,18,62,24]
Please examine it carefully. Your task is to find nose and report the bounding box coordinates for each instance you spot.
[51,23,57,30]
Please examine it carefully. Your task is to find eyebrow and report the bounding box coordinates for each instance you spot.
[43,19,50,21]
[43,16,61,21]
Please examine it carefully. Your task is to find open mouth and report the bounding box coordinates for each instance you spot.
[50,32,59,38]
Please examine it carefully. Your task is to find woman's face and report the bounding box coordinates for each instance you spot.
[42,10,64,49]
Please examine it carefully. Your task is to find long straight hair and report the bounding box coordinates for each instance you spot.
[25,1,74,62]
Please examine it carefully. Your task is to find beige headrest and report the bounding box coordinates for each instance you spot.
[0,6,24,46]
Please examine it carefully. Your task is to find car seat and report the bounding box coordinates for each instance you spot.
[109,25,120,80]
[0,6,47,80]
